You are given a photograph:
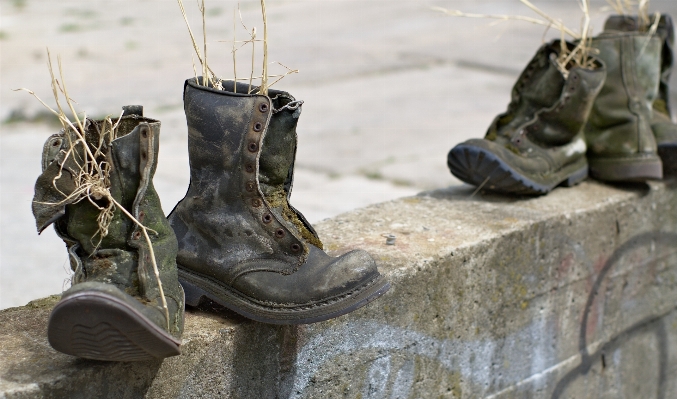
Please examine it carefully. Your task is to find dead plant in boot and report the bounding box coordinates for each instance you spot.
[15,51,171,329]
[433,0,600,78]
[176,0,298,95]
[604,0,661,37]
[605,0,652,29]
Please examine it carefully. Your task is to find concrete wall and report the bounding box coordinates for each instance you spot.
[1,181,676,398]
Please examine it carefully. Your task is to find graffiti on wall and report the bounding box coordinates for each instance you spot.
[271,231,677,398]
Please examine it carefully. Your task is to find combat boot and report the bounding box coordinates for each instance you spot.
[448,40,605,195]
[603,13,677,177]
[584,23,664,181]
[33,106,184,361]
[168,78,390,324]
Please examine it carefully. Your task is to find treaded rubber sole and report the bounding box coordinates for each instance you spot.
[658,143,677,177]
[588,156,663,182]
[48,292,181,361]
[447,144,588,195]
[179,267,391,325]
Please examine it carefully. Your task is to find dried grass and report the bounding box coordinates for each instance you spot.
[604,0,659,31]
[259,0,269,96]
[177,0,298,96]
[177,0,221,89]
[601,1,661,57]
[433,0,599,78]
[15,50,170,329]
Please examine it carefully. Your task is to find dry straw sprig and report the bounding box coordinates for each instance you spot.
[259,0,269,96]
[605,0,650,27]
[433,0,598,78]
[15,50,171,329]
[177,0,221,88]
[604,0,658,32]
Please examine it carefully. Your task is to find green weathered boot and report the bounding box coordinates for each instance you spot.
[447,40,605,195]
[603,13,677,177]
[584,23,664,181]
[32,106,184,361]
[168,78,390,324]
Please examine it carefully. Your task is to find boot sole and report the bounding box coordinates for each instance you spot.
[179,267,391,324]
[48,292,181,361]
[448,144,588,195]
[588,156,663,182]
[658,143,677,177]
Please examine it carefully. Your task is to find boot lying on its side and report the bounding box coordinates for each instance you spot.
[169,78,390,325]
[584,20,665,181]
[448,40,606,195]
[33,106,184,361]
[602,13,677,177]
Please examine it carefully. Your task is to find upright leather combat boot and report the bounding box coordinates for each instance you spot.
[448,40,606,195]
[603,14,677,177]
[33,106,184,361]
[584,23,664,181]
[169,78,390,324]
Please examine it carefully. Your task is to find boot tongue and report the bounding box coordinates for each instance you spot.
[259,94,323,248]
[259,94,298,197]
[497,45,565,138]
[519,52,565,109]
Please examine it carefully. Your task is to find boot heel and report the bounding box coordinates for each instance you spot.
[180,277,208,307]
[563,166,588,187]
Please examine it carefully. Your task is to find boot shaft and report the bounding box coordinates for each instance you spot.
[170,78,317,280]
[488,40,605,147]
[487,40,566,141]
[603,14,675,119]
[585,30,662,156]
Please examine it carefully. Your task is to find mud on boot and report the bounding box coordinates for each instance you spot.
[603,14,677,178]
[585,20,667,181]
[33,106,184,361]
[448,40,606,195]
[168,78,390,325]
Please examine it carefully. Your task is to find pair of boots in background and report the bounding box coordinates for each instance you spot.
[32,80,390,361]
[448,14,677,194]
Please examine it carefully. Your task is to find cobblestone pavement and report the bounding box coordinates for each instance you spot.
[2,0,676,308]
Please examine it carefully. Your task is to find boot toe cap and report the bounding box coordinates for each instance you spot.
[232,246,381,306]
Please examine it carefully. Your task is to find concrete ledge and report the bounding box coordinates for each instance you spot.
[2,181,677,398]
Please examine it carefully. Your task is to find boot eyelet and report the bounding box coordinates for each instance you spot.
[141,127,149,138]
[275,228,285,238]
[290,243,301,253]
[252,198,262,207]
[139,211,145,222]
[52,140,61,147]
[262,214,273,224]
[245,164,255,173]
[141,151,147,160]
[133,231,141,240]
[246,182,255,192]
[259,103,269,113]
[253,122,263,132]
[248,142,259,152]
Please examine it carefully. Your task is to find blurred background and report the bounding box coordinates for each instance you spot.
[2,0,677,309]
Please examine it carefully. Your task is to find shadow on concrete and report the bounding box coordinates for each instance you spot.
[0,301,163,399]
[421,179,653,204]
[230,322,301,398]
